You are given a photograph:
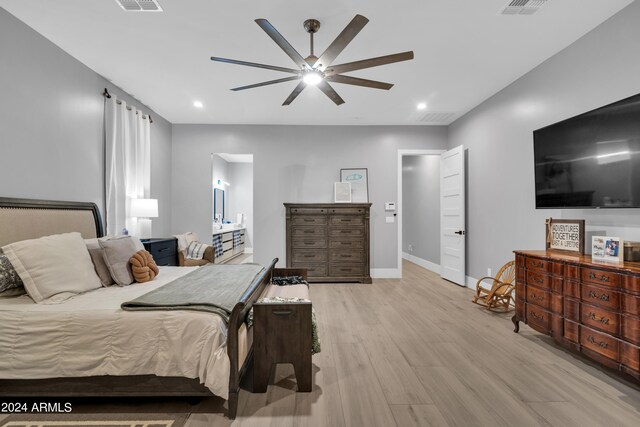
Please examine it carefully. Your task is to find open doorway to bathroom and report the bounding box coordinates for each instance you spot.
[211,153,254,264]
[397,149,444,278]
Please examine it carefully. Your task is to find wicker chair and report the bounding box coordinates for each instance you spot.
[472,261,516,312]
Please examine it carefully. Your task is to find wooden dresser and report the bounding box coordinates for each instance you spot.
[285,203,371,284]
[513,250,640,382]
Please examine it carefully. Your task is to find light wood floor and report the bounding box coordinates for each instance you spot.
[3,260,639,426]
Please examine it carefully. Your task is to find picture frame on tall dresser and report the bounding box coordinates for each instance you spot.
[545,218,585,254]
[340,168,369,203]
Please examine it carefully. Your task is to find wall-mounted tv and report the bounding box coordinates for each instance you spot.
[534,93,640,209]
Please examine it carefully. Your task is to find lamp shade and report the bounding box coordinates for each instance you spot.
[131,198,158,218]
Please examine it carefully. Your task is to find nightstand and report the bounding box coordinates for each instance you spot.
[141,237,178,266]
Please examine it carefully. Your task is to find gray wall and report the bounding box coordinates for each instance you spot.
[448,1,640,281]
[228,162,254,250]
[0,8,173,236]
[402,155,440,265]
[172,125,448,270]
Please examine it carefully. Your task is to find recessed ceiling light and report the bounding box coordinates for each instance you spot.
[417,102,427,110]
[193,101,204,109]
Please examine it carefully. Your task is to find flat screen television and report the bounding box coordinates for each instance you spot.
[534,93,640,208]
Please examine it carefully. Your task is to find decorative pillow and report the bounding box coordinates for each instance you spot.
[185,241,210,260]
[0,248,26,297]
[99,236,139,286]
[174,232,198,252]
[84,238,115,286]
[2,232,102,304]
[130,250,159,283]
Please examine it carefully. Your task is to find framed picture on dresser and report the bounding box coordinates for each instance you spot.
[340,168,369,203]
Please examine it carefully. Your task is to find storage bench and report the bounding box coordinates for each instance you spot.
[253,268,312,393]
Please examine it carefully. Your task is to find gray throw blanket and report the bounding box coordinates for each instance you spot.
[121,263,264,323]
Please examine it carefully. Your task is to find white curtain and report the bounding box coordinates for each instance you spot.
[105,96,151,236]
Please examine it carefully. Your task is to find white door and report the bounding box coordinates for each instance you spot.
[440,145,466,286]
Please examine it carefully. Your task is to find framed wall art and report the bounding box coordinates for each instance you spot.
[340,168,369,203]
[334,182,351,203]
[545,218,585,254]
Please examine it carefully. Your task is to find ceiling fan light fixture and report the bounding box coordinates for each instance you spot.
[303,70,323,86]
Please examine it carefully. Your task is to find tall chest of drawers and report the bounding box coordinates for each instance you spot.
[513,250,640,382]
[285,203,372,284]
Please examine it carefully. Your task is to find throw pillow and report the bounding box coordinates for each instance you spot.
[84,238,115,286]
[2,232,102,303]
[0,248,26,297]
[99,236,139,286]
[130,250,159,283]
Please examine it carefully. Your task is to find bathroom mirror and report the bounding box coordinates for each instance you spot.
[213,188,224,222]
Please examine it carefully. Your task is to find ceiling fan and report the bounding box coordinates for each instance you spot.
[210,15,414,106]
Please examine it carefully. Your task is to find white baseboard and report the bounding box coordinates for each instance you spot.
[244,247,253,254]
[371,268,401,279]
[466,275,478,290]
[402,252,440,274]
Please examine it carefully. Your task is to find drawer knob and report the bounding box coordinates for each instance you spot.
[587,290,610,301]
[589,272,610,282]
[530,260,544,268]
[587,335,608,348]
[529,292,543,302]
[529,311,544,321]
[529,275,543,285]
[588,312,610,325]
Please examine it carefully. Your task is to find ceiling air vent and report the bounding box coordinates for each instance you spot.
[418,112,456,124]
[115,0,163,12]
[501,0,548,15]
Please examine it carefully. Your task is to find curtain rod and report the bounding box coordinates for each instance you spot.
[102,88,153,123]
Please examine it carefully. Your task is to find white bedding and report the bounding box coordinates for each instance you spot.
[0,266,231,399]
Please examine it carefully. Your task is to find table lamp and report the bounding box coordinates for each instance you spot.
[131,198,158,239]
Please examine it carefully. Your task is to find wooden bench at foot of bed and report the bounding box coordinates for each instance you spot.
[253,268,312,393]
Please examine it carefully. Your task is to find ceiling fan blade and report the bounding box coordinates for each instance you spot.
[231,76,301,91]
[282,81,307,106]
[325,75,394,90]
[211,57,300,74]
[255,19,309,70]
[314,14,369,70]
[324,51,414,75]
[317,81,345,106]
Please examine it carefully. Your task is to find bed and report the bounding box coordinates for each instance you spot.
[0,197,276,419]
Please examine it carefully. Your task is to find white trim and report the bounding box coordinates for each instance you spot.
[244,247,253,254]
[465,275,478,290]
[402,252,440,274]
[397,149,446,280]
[371,268,401,279]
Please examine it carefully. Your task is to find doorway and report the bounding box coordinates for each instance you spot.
[397,149,444,279]
[211,153,254,262]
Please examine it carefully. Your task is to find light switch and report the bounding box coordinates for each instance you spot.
[385,202,396,211]
[385,216,395,223]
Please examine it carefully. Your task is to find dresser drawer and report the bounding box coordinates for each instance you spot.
[292,226,327,237]
[142,238,177,266]
[329,228,364,238]
[581,284,619,311]
[582,268,620,287]
[622,293,640,316]
[515,281,526,301]
[291,216,327,226]
[222,240,233,251]
[621,315,640,345]
[564,264,580,280]
[329,207,366,215]
[580,325,619,361]
[526,271,550,290]
[330,263,365,276]
[154,255,176,267]
[330,215,364,226]
[292,238,327,249]
[581,304,619,336]
[329,239,364,249]
[292,262,327,277]
[527,304,551,334]
[330,250,364,263]
[526,285,551,310]
[292,250,327,263]
[291,207,328,215]
[526,257,549,273]
[620,341,640,371]
[623,275,640,294]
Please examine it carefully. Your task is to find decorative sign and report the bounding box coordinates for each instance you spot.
[545,218,585,254]
[592,236,624,263]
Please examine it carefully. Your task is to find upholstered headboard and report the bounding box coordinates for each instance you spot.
[0,197,104,247]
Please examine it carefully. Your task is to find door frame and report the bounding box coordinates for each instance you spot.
[397,149,446,279]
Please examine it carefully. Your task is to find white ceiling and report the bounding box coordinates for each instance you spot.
[0,0,634,125]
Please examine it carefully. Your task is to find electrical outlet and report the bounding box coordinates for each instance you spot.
[408,244,413,252]
[487,268,492,277]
